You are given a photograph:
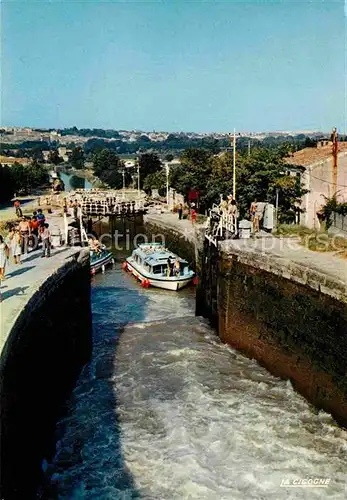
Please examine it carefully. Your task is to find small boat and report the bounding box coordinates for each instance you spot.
[90,247,114,275]
[124,243,195,291]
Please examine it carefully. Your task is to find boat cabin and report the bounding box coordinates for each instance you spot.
[131,244,191,277]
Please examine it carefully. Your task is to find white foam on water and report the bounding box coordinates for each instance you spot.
[44,265,347,499]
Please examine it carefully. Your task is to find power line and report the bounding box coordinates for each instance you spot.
[306,172,347,189]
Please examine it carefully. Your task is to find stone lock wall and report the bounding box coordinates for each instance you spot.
[199,246,347,427]
[143,216,347,427]
[0,251,92,500]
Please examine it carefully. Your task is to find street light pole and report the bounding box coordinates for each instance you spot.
[137,162,140,195]
[165,162,170,208]
[233,128,236,200]
[122,169,125,199]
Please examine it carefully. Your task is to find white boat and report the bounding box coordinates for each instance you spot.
[124,243,195,291]
[90,248,114,275]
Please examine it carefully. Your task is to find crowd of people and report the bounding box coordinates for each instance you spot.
[0,207,52,281]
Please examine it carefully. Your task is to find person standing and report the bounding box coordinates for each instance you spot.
[30,216,40,251]
[36,208,45,226]
[250,200,259,233]
[7,228,22,264]
[73,200,79,220]
[18,217,31,254]
[178,203,183,220]
[191,208,197,224]
[0,235,9,279]
[41,223,52,258]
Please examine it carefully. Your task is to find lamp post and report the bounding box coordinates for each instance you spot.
[122,169,125,199]
[165,162,170,208]
[137,160,140,195]
[275,188,279,227]
[233,128,236,200]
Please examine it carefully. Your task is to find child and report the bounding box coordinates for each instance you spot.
[40,223,51,258]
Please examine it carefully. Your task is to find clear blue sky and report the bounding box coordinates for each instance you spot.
[1,0,346,133]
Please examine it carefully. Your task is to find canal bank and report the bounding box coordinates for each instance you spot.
[0,244,92,499]
[144,212,347,427]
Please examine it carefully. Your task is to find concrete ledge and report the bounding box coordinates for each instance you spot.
[0,247,90,361]
[221,239,347,304]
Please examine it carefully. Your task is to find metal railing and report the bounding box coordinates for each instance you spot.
[80,199,145,215]
[205,204,237,245]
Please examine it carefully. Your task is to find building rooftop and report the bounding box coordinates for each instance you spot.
[0,155,30,166]
[285,143,347,167]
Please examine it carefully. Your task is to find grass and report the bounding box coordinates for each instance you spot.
[273,224,317,238]
[274,224,347,257]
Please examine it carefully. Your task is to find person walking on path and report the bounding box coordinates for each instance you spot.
[14,199,22,218]
[0,235,9,280]
[18,217,31,255]
[41,223,52,258]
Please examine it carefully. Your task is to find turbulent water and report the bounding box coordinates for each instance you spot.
[44,264,347,499]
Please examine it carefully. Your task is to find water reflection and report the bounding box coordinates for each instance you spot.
[60,172,93,192]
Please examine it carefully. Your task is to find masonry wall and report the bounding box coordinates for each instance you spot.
[198,244,347,427]
[302,153,347,228]
[0,251,92,500]
[144,216,347,426]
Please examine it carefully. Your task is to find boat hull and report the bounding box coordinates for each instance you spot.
[125,260,193,291]
[90,253,114,274]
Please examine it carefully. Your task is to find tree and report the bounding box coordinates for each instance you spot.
[168,146,307,220]
[70,146,85,169]
[142,170,167,195]
[165,154,174,162]
[48,150,63,165]
[92,149,124,189]
[138,153,162,189]
[0,164,16,202]
[170,149,214,210]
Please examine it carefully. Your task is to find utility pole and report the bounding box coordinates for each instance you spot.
[248,139,251,157]
[332,127,338,194]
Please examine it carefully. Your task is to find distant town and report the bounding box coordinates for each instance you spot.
[1,125,342,166]
[0,125,336,147]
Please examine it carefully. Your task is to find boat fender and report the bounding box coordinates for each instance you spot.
[122,261,128,270]
[193,276,198,285]
[101,264,106,273]
[91,268,96,276]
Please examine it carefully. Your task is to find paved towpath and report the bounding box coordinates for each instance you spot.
[145,211,347,288]
[0,211,81,356]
